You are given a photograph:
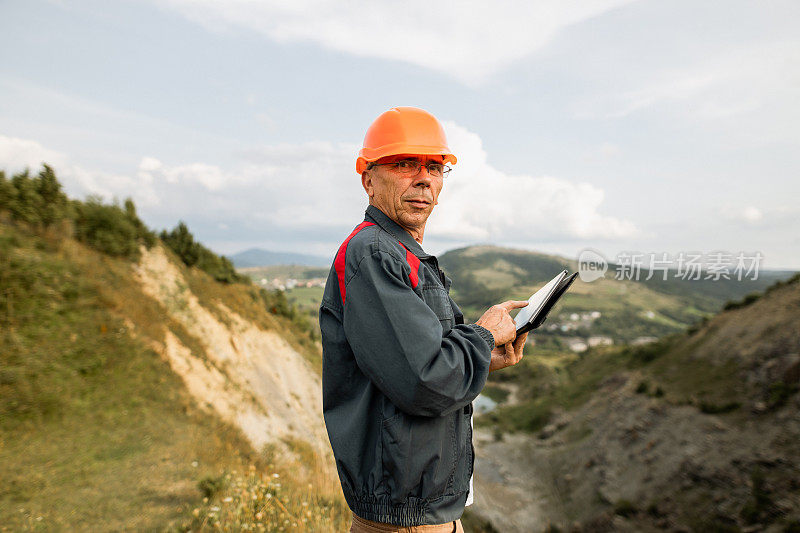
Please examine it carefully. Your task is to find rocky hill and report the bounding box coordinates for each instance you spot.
[470,274,800,532]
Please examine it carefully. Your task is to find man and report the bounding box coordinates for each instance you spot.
[320,107,529,532]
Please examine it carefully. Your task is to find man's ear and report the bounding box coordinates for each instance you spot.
[361,171,374,198]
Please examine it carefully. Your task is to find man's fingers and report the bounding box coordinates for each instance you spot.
[504,342,514,360]
[514,332,528,352]
[509,342,521,363]
[511,332,527,363]
[498,300,530,311]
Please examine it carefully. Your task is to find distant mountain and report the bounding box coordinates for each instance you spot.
[230,248,330,268]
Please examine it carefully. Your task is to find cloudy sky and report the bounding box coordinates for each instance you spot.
[1,0,798,268]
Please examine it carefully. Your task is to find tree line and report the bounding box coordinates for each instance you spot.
[0,164,242,283]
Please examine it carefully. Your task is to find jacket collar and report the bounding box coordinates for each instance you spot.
[365,205,431,259]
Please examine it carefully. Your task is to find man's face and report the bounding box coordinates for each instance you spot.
[361,154,445,237]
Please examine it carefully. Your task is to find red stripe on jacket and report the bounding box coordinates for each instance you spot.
[334,222,421,304]
[335,221,375,304]
[398,242,421,289]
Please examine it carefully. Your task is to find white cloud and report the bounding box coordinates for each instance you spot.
[153,0,636,84]
[431,122,638,241]
[741,206,763,223]
[580,142,622,164]
[0,135,161,207]
[0,135,67,171]
[0,124,634,249]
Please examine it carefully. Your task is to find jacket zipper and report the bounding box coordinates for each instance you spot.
[436,260,474,492]
[468,403,475,495]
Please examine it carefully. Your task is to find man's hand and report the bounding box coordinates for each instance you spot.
[475,300,529,346]
[489,332,529,373]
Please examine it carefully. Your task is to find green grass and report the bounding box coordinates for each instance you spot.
[481,337,678,434]
[285,286,324,313]
[481,287,787,435]
[0,224,261,530]
[0,222,349,530]
[481,384,511,404]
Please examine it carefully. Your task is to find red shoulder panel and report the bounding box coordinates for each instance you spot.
[399,242,421,289]
[335,221,422,305]
[334,221,375,304]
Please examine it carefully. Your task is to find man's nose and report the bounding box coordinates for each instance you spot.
[412,166,433,186]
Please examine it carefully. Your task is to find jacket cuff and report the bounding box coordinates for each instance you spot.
[469,324,495,351]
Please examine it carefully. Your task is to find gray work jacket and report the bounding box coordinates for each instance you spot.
[319,205,495,526]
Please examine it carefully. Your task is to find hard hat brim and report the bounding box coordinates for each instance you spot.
[356,146,457,174]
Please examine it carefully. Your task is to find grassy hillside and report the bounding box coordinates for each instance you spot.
[0,166,348,530]
[482,272,800,435]
[440,245,794,344]
[237,266,328,342]
[0,223,258,529]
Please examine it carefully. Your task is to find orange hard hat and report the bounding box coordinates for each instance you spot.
[356,107,457,174]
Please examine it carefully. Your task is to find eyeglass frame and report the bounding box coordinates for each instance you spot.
[366,157,452,177]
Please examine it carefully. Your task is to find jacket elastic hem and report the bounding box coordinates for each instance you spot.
[468,323,495,351]
[345,491,467,527]
[348,495,426,527]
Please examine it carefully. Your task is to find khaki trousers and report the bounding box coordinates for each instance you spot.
[349,513,464,533]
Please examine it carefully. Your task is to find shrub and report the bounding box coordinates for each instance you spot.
[0,166,70,229]
[2,165,154,258]
[160,222,199,267]
[0,170,12,210]
[73,196,142,259]
[9,169,41,225]
[123,198,156,248]
[160,221,244,283]
[2,164,254,287]
[723,292,761,311]
[35,164,70,229]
